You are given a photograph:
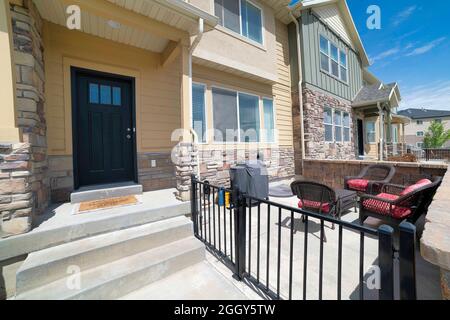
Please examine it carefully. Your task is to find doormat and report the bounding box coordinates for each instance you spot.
[78,195,138,213]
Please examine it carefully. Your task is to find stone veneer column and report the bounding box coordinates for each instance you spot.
[0,1,48,237]
[174,142,198,201]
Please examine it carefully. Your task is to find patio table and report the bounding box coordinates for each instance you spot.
[335,189,358,216]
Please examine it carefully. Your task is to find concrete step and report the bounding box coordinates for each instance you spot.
[120,261,248,300]
[16,216,194,295]
[70,182,143,204]
[15,236,205,300]
[0,189,190,262]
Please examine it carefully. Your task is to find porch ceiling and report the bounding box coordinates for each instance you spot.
[35,0,170,52]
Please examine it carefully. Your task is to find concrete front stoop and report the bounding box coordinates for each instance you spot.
[13,216,248,300]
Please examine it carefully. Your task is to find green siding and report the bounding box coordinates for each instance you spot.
[300,11,363,101]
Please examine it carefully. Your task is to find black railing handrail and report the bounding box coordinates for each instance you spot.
[244,193,379,236]
[190,175,417,300]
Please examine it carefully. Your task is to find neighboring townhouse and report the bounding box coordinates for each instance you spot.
[398,108,450,149]
[0,0,296,236]
[288,0,408,168]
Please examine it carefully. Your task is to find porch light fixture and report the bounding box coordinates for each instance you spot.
[107,20,121,29]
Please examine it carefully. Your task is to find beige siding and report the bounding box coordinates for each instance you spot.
[274,20,293,147]
[44,22,181,155]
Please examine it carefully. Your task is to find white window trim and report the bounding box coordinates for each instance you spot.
[211,85,265,144]
[343,112,351,142]
[334,110,343,142]
[214,0,265,47]
[417,131,424,137]
[192,82,208,144]
[319,34,349,85]
[365,120,377,144]
[323,107,351,143]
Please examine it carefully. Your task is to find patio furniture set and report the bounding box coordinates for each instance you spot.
[290,164,443,231]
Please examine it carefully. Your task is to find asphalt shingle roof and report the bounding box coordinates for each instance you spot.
[353,83,397,106]
[398,108,450,119]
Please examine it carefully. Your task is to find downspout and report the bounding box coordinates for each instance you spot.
[188,18,204,178]
[377,102,384,161]
[289,9,306,174]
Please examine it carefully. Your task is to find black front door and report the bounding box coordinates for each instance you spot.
[73,69,135,188]
[357,119,364,156]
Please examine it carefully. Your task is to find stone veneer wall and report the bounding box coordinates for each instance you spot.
[302,159,447,190]
[302,87,356,160]
[0,1,48,237]
[421,168,450,299]
[174,143,295,201]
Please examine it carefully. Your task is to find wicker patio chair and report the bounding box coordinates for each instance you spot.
[291,181,339,242]
[359,176,443,226]
[344,164,396,195]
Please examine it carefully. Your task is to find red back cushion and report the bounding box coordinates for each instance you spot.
[400,179,432,196]
[298,200,330,213]
[347,179,369,192]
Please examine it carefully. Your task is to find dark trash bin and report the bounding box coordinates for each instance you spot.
[230,161,269,206]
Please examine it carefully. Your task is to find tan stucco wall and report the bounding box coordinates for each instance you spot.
[44,22,182,155]
[404,117,450,148]
[191,19,293,148]
[192,0,278,82]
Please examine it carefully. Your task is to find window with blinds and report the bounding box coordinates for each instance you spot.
[212,87,239,142]
[192,83,206,143]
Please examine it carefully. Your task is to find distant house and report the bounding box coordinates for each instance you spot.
[398,108,450,149]
[288,0,408,165]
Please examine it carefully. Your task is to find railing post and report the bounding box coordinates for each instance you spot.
[233,186,246,280]
[399,221,417,300]
[190,174,198,236]
[378,225,395,300]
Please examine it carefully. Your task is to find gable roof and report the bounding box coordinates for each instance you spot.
[291,0,370,67]
[398,109,450,120]
[353,82,401,107]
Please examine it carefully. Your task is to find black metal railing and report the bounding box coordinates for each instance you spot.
[191,175,417,300]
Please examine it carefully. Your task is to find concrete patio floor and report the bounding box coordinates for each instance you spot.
[198,192,442,300]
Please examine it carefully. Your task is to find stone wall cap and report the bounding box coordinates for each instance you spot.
[303,158,448,169]
[421,169,450,270]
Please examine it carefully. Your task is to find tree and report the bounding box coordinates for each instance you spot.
[423,120,450,148]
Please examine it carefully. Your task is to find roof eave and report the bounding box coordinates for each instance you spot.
[152,0,219,28]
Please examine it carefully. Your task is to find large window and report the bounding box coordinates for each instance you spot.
[416,131,424,137]
[324,107,351,142]
[212,88,239,142]
[192,83,206,143]
[366,121,376,143]
[214,0,263,44]
[319,35,348,83]
[263,98,275,142]
[324,107,333,142]
[334,110,342,142]
[238,93,260,142]
[212,87,267,143]
[343,112,350,142]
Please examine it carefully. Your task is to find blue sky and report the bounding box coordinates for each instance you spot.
[292,0,450,111]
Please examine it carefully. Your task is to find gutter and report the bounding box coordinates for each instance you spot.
[152,0,218,28]
[289,5,306,173]
[188,18,204,179]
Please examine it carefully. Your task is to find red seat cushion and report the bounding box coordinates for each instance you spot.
[347,179,369,192]
[362,193,411,219]
[298,200,330,213]
[400,179,432,196]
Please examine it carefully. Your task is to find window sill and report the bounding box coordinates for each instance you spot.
[216,25,266,52]
[320,69,349,86]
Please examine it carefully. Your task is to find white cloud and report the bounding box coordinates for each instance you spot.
[405,37,447,56]
[392,6,418,27]
[399,81,450,111]
[369,47,400,64]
